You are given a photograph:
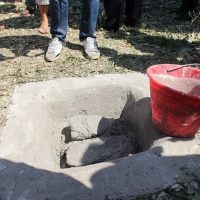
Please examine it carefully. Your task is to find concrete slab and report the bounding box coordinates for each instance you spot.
[0,73,199,200]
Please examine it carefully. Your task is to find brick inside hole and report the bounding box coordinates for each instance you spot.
[60,115,139,168]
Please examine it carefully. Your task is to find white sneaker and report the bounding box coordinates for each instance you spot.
[45,37,63,62]
[83,37,100,60]
[0,2,5,6]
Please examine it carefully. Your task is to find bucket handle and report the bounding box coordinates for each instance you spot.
[166,63,200,73]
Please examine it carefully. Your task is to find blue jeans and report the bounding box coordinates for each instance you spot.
[50,0,99,43]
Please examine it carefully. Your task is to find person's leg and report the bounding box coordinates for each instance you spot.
[103,0,125,32]
[125,0,133,19]
[50,0,68,43]
[104,0,117,30]
[79,0,99,40]
[125,0,142,27]
[38,5,49,34]
[45,0,68,61]
[132,0,142,23]
[80,0,100,59]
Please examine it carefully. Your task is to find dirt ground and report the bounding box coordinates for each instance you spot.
[0,0,200,199]
[0,0,200,124]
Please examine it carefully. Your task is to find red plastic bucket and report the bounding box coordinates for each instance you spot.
[146,64,200,138]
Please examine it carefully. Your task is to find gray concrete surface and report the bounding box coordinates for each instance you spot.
[69,115,115,140]
[0,73,199,200]
[65,135,132,167]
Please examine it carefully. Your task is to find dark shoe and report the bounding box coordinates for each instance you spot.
[101,18,119,32]
[174,12,192,21]
[194,55,200,63]
[102,24,119,32]
[124,19,138,27]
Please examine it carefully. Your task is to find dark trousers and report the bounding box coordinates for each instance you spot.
[103,0,125,31]
[125,0,142,26]
[50,0,99,43]
[103,0,143,31]
[179,0,198,13]
[25,0,36,9]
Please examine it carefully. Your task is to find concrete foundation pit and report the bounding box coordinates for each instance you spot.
[0,73,200,200]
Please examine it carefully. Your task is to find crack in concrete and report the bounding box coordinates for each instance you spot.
[74,184,81,200]
[0,160,7,172]
[0,162,17,200]
[9,167,17,200]
[0,167,8,173]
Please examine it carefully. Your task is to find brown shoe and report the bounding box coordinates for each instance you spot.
[21,7,35,15]
[194,55,200,63]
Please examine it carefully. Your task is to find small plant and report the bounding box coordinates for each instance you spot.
[190,11,200,25]
[67,56,85,65]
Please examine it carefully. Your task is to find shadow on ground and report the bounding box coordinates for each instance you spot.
[1,149,200,199]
